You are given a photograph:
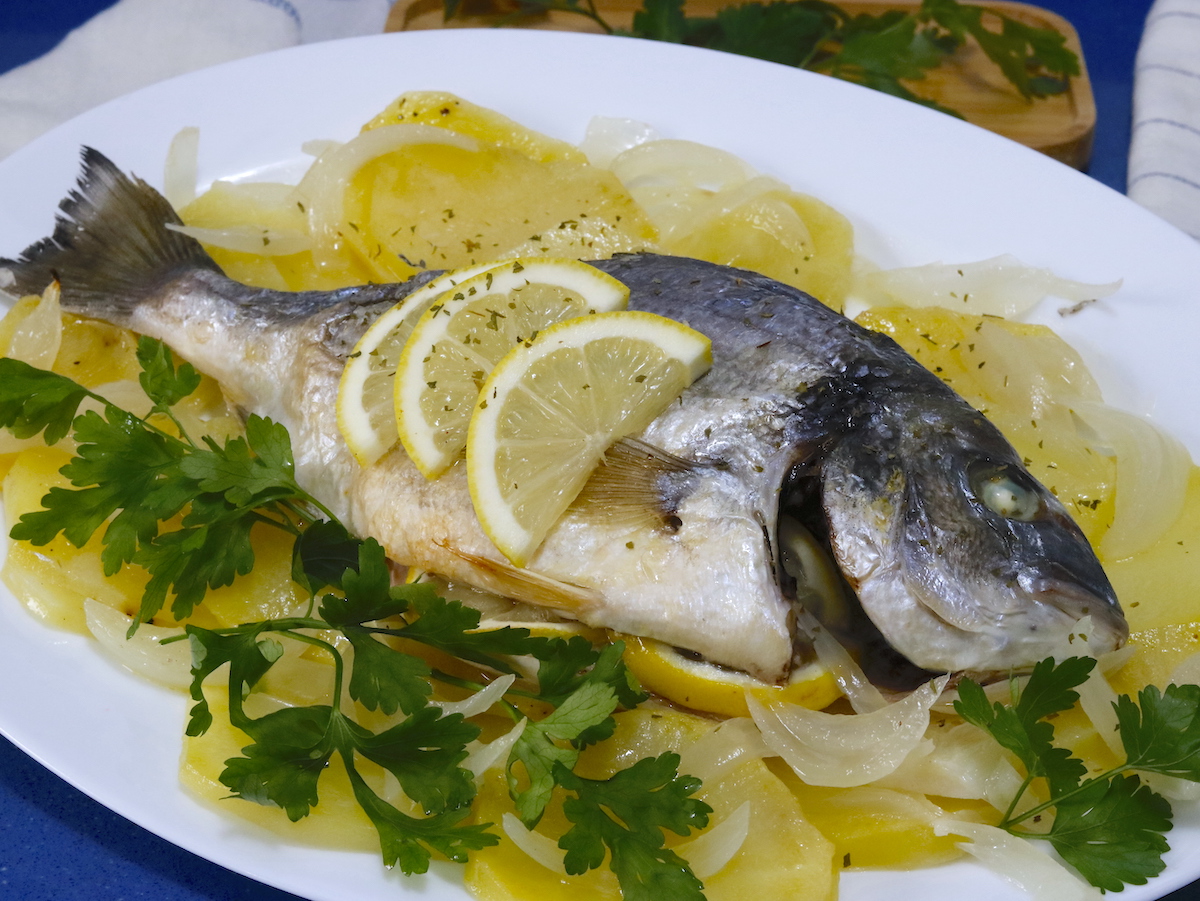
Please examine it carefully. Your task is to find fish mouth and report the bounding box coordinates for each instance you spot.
[1029,565,1129,656]
[775,474,940,691]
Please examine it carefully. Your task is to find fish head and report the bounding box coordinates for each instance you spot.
[817,389,1128,676]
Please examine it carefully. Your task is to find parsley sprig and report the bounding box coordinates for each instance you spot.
[0,343,712,892]
[957,657,1200,891]
[0,339,339,626]
[446,0,1079,118]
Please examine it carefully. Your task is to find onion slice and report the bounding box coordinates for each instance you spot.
[675,718,769,785]
[609,138,756,192]
[676,801,752,878]
[464,718,526,780]
[439,673,515,719]
[84,599,192,690]
[3,280,62,368]
[875,721,1025,813]
[748,675,949,787]
[167,223,312,257]
[580,116,660,169]
[795,609,887,713]
[163,126,200,211]
[1074,401,1192,560]
[934,817,1102,901]
[861,254,1121,319]
[502,812,567,874]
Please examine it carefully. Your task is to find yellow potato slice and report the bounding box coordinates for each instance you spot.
[668,188,855,310]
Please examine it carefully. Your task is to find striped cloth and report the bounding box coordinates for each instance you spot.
[1128,0,1200,239]
[0,0,393,161]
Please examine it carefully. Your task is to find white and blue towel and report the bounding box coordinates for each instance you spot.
[1129,0,1200,239]
[0,0,392,160]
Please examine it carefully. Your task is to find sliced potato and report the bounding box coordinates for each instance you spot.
[668,188,855,310]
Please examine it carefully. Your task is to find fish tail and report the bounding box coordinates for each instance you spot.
[0,147,220,322]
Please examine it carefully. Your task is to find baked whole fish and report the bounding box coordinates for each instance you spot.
[0,148,1128,686]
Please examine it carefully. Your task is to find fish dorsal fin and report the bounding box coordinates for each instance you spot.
[572,436,699,530]
[436,540,600,613]
[0,147,219,318]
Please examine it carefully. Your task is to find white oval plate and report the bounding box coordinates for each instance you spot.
[1,27,1199,901]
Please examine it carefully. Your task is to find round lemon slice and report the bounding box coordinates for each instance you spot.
[395,258,629,478]
[337,262,500,467]
[620,635,842,717]
[466,310,712,566]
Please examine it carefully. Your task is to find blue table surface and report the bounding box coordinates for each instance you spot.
[2,2,1198,900]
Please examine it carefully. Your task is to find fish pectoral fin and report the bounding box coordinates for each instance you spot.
[436,540,601,613]
[571,436,700,530]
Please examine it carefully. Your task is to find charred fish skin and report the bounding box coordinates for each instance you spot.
[0,148,1128,684]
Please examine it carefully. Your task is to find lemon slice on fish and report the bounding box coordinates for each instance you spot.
[467,310,711,566]
[337,263,500,467]
[620,635,841,717]
[395,258,630,478]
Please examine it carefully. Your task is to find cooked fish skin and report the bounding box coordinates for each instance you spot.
[0,148,1128,683]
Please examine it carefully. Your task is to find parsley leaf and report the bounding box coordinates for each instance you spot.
[352,706,479,814]
[180,417,302,509]
[184,624,284,735]
[0,358,91,444]
[632,0,689,43]
[556,753,711,901]
[700,1,837,69]
[1117,683,1200,780]
[135,335,201,408]
[291,518,363,594]
[344,631,433,716]
[137,513,259,621]
[12,405,192,571]
[317,538,410,626]
[535,637,645,709]
[924,0,1078,98]
[956,656,1091,796]
[221,703,336,820]
[508,681,622,825]
[1048,775,1172,892]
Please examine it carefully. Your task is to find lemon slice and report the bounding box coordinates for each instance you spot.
[337,262,500,466]
[620,635,842,717]
[467,310,711,566]
[395,258,629,478]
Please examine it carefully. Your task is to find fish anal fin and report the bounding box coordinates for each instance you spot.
[572,437,700,531]
[436,540,600,614]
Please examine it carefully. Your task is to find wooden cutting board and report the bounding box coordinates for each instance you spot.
[384,0,1095,169]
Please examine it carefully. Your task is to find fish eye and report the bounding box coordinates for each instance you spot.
[970,465,1041,521]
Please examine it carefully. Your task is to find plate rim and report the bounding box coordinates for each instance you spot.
[2,26,1200,901]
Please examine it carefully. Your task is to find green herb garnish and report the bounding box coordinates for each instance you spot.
[0,344,712,891]
[1,338,339,627]
[957,657,1200,891]
[445,0,1079,117]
